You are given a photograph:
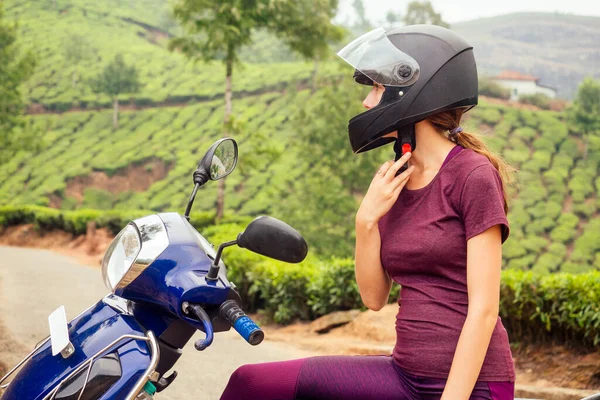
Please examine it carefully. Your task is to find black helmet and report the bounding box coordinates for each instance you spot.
[337,25,478,154]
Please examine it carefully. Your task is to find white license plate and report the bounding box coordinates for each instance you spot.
[48,306,74,358]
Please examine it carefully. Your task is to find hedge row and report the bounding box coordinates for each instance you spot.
[204,223,600,349]
[0,206,217,235]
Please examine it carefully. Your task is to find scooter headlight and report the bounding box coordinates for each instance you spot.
[102,224,141,290]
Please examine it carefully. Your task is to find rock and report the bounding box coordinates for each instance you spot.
[336,304,397,342]
[309,310,361,334]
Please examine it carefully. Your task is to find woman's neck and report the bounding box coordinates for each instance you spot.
[409,121,457,172]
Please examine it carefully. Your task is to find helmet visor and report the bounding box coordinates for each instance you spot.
[337,27,420,87]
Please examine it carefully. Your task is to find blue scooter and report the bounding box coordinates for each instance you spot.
[0,138,308,399]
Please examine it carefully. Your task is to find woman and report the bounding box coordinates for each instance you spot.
[220,25,516,400]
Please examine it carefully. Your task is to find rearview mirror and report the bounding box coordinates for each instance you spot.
[197,138,238,182]
[237,216,308,263]
[185,138,238,219]
[205,216,308,281]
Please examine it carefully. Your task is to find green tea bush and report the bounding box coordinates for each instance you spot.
[503,237,528,260]
[500,270,600,347]
[519,110,538,128]
[248,258,318,324]
[519,181,547,208]
[518,93,551,110]
[507,203,531,232]
[542,169,568,195]
[560,138,581,157]
[507,254,537,270]
[526,201,562,221]
[549,212,579,244]
[478,78,511,99]
[561,262,592,274]
[307,258,362,316]
[539,120,568,144]
[534,253,562,273]
[504,148,530,166]
[573,202,597,218]
[493,120,513,138]
[571,220,600,265]
[548,242,568,258]
[484,136,506,153]
[533,137,556,152]
[569,173,595,203]
[82,188,115,210]
[521,236,549,254]
[480,108,503,125]
[513,127,538,141]
[0,206,213,235]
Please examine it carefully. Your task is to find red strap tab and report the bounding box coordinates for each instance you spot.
[402,143,412,154]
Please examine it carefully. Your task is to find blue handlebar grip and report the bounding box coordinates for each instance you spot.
[234,316,265,346]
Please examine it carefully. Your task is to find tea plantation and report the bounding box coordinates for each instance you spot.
[1,90,599,275]
[3,1,600,275]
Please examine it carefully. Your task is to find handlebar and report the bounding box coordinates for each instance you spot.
[219,300,264,346]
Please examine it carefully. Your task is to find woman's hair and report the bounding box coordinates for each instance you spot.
[427,108,515,213]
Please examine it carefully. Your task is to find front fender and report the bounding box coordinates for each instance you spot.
[2,298,154,400]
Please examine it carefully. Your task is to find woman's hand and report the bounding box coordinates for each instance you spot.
[356,152,414,227]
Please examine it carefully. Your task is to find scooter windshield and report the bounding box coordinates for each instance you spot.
[337,27,420,87]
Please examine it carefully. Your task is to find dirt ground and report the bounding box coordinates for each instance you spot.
[0,304,29,396]
[1,227,600,396]
[0,224,112,267]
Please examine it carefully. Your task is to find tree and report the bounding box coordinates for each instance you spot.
[88,54,142,130]
[0,3,37,164]
[352,0,372,32]
[403,1,449,28]
[385,10,401,28]
[169,0,343,220]
[276,77,386,257]
[64,33,95,90]
[569,77,600,160]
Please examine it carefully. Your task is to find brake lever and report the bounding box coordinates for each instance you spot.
[186,303,214,351]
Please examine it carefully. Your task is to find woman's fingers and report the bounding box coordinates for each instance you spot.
[392,165,415,188]
[393,170,413,194]
[375,161,394,178]
[385,152,412,180]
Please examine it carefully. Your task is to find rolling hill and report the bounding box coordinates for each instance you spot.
[453,12,600,98]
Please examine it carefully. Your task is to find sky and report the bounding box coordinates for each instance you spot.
[337,0,600,25]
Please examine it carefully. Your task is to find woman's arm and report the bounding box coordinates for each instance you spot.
[441,224,503,400]
[355,219,393,311]
[354,153,414,311]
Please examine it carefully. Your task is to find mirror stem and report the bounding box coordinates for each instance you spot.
[184,183,201,221]
[206,240,238,281]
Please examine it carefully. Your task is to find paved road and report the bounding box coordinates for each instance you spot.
[0,246,316,399]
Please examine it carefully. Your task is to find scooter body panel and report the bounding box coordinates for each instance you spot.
[2,300,151,400]
[117,212,232,323]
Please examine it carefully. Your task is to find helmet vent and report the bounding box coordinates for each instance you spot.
[393,63,417,85]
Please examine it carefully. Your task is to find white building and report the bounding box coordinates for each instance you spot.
[492,71,557,101]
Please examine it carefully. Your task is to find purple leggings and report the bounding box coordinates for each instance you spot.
[220,355,514,400]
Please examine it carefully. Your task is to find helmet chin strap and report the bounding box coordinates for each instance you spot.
[393,124,417,175]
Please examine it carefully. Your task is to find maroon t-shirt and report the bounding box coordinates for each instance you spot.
[378,147,516,382]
